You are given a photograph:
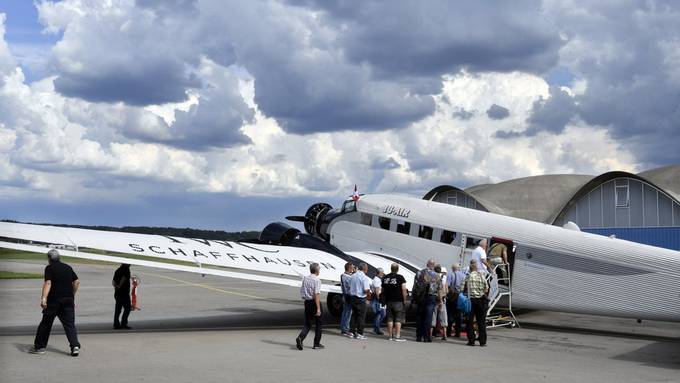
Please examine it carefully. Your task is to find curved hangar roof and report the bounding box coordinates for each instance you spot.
[423,166,680,225]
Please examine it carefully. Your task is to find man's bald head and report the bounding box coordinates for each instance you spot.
[426,259,435,270]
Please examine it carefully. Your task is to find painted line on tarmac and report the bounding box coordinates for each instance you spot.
[139,271,265,300]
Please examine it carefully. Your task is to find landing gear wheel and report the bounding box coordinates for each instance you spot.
[326,292,344,317]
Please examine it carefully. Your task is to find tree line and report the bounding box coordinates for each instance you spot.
[0,220,260,241]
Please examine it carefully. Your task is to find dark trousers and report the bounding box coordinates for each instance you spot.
[297,299,322,345]
[446,295,463,336]
[114,294,132,327]
[34,297,80,349]
[415,295,436,341]
[349,296,367,335]
[466,297,488,345]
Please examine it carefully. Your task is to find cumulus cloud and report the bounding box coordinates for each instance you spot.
[486,104,510,120]
[1,1,670,229]
[291,0,563,76]
[0,14,16,82]
[39,0,205,105]
[521,0,680,167]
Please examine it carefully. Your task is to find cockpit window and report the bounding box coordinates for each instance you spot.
[342,200,356,212]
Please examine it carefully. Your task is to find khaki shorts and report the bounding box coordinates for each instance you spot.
[386,301,405,324]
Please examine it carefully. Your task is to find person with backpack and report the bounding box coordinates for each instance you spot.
[431,264,448,340]
[446,263,466,338]
[411,259,442,342]
[464,259,490,347]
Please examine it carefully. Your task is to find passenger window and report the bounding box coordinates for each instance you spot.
[440,230,456,244]
[361,213,372,226]
[378,216,391,230]
[396,220,411,234]
[465,236,482,249]
[418,225,433,240]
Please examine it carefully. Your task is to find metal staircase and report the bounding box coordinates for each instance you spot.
[485,263,518,328]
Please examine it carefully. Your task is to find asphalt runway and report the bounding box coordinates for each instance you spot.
[1,260,679,383]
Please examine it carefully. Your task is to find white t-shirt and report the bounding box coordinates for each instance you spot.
[470,246,488,273]
[372,276,382,291]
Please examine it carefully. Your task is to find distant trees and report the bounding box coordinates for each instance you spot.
[0,220,259,241]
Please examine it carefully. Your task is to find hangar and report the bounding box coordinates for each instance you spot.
[423,165,680,251]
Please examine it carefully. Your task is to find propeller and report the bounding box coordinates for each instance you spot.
[285,203,333,238]
[285,215,306,222]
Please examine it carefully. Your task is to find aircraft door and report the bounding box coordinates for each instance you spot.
[488,237,515,285]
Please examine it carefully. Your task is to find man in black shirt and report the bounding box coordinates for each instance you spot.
[381,263,408,341]
[30,249,81,356]
[112,264,132,330]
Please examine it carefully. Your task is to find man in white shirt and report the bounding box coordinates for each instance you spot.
[349,262,372,339]
[339,263,354,335]
[295,263,324,350]
[470,239,491,274]
[371,268,385,335]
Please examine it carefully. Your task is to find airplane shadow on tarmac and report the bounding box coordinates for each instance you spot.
[0,307,342,336]
[612,341,680,370]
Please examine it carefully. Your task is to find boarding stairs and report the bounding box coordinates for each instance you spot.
[485,263,518,328]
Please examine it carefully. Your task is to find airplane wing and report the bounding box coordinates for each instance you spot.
[0,222,344,293]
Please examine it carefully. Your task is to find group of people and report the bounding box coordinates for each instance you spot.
[295,239,494,349]
[29,249,136,356]
[339,262,409,341]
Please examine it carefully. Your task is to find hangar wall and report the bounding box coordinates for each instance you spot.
[553,178,680,228]
[551,175,680,250]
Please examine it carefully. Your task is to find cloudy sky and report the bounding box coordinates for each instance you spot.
[0,0,678,230]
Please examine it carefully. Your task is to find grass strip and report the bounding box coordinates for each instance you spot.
[0,270,43,279]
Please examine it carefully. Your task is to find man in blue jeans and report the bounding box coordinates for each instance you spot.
[371,268,386,335]
[340,262,354,336]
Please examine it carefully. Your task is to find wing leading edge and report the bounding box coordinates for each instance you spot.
[0,222,343,293]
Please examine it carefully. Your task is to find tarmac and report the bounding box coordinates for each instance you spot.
[1,259,679,383]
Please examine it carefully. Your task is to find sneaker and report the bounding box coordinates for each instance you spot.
[345,332,355,338]
[355,334,367,340]
[295,337,303,351]
[393,337,407,342]
[312,344,325,350]
[29,347,46,355]
[373,329,384,335]
[71,346,79,357]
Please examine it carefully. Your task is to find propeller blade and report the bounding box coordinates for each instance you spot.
[285,215,307,222]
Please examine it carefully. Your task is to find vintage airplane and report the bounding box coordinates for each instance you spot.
[1,191,679,323]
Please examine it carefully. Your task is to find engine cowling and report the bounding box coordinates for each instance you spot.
[258,222,300,245]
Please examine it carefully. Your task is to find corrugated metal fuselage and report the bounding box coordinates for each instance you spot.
[327,194,680,322]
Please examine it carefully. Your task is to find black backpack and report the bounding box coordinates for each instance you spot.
[411,270,431,304]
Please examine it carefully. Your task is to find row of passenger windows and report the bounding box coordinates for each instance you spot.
[361,213,457,244]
